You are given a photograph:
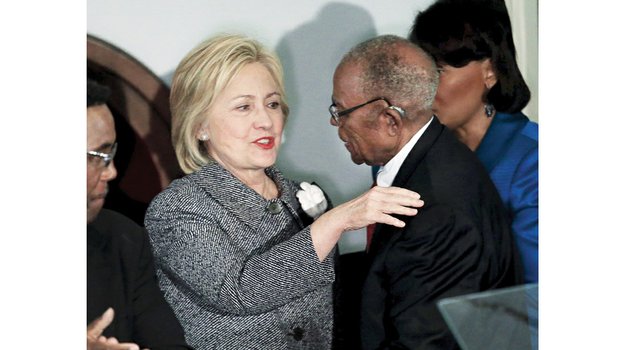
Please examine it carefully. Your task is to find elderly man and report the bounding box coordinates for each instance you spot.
[86,78,191,350]
[330,35,523,349]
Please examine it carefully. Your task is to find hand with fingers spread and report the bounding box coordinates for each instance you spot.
[333,186,423,231]
[309,186,423,260]
[87,308,140,350]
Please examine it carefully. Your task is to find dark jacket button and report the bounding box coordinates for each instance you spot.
[293,327,304,341]
[267,202,282,214]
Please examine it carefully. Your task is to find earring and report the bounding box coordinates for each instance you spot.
[484,103,495,118]
[198,133,209,141]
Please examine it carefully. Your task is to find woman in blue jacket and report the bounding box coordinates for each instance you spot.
[410,1,538,283]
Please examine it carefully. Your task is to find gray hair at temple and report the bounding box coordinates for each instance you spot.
[338,34,438,119]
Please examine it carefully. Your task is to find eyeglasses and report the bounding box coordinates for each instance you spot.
[329,97,405,125]
[87,142,117,168]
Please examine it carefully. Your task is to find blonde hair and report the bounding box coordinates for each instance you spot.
[170,34,289,174]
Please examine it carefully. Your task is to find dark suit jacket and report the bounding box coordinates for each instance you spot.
[360,118,523,349]
[87,209,192,350]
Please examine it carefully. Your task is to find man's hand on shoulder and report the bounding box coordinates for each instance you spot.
[87,308,141,350]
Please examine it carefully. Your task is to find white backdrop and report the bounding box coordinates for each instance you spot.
[506,0,538,121]
[88,0,537,253]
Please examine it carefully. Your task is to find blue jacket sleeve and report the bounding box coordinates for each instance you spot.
[509,147,538,283]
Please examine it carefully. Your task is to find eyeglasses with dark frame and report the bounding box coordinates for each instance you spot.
[87,142,118,168]
[329,97,405,125]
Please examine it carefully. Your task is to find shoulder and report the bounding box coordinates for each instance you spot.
[504,115,538,167]
[91,209,143,235]
[381,205,484,275]
[402,204,469,238]
[144,169,224,245]
[88,209,147,251]
[513,114,538,152]
[516,121,538,165]
[146,171,204,218]
[477,112,538,174]
[428,127,490,180]
[518,112,538,141]
[501,112,538,147]
[522,120,538,142]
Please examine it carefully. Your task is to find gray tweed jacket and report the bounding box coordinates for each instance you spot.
[145,162,335,350]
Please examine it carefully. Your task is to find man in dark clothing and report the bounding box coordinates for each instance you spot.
[329,35,523,349]
[87,78,191,350]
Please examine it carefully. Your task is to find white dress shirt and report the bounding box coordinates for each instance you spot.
[376,116,434,187]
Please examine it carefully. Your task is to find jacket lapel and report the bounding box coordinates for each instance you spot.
[192,162,268,228]
[367,117,444,256]
[391,117,443,189]
[191,162,302,230]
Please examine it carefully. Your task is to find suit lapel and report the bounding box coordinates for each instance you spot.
[367,117,444,256]
[192,162,264,228]
[391,117,444,189]
[191,162,303,231]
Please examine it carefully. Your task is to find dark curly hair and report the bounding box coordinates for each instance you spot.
[409,0,530,113]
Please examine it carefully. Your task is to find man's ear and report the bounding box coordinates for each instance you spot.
[482,58,498,90]
[382,107,404,136]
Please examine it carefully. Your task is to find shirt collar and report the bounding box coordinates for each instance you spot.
[376,116,434,187]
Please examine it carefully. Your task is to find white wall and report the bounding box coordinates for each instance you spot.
[88,0,537,253]
[506,0,538,121]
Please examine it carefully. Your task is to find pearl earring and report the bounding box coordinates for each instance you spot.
[199,133,209,141]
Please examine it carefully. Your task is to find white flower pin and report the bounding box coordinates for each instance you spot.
[296,182,328,219]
